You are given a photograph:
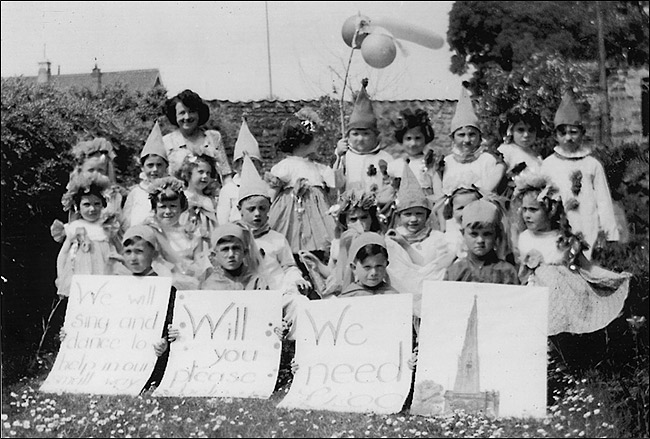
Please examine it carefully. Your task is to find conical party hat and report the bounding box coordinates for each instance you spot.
[554,91,583,128]
[237,154,270,205]
[347,80,377,132]
[450,87,480,135]
[395,162,430,212]
[140,121,167,161]
[233,118,261,161]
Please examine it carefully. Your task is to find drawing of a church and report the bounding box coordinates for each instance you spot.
[444,295,500,418]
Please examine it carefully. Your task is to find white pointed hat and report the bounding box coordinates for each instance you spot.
[140,121,167,161]
[237,154,270,205]
[450,87,481,135]
[233,118,261,162]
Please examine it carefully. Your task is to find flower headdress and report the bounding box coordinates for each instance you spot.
[72,138,116,162]
[332,189,377,216]
[147,176,185,198]
[295,107,322,134]
[61,171,111,212]
[512,171,560,202]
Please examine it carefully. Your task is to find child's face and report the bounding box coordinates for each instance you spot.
[452,126,482,155]
[175,102,200,136]
[347,128,379,153]
[123,240,156,275]
[155,197,183,227]
[555,125,584,151]
[239,196,270,230]
[399,207,429,234]
[78,194,104,222]
[188,161,213,193]
[462,224,497,259]
[347,208,372,233]
[452,192,480,224]
[511,121,537,149]
[214,239,245,271]
[81,156,109,177]
[142,155,168,181]
[351,253,388,288]
[521,192,551,232]
[402,126,427,157]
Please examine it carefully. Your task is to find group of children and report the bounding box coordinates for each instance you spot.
[51,84,630,391]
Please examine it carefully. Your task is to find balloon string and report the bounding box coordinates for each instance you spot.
[340,28,360,138]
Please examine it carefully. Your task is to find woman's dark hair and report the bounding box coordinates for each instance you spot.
[353,244,389,263]
[73,185,108,209]
[394,109,435,144]
[149,187,188,211]
[164,89,210,127]
[275,116,314,153]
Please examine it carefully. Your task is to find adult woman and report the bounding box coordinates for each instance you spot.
[162,89,232,184]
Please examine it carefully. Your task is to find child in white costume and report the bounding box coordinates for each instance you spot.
[216,118,266,225]
[514,172,630,335]
[237,155,310,326]
[122,121,169,229]
[540,92,619,260]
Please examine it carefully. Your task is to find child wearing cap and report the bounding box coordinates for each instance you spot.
[122,122,169,230]
[443,199,519,285]
[339,232,398,297]
[441,87,506,195]
[120,224,179,392]
[540,92,619,260]
[200,223,268,291]
[334,80,395,202]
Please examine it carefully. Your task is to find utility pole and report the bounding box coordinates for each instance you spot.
[596,1,612,146]
[265,1,274,99]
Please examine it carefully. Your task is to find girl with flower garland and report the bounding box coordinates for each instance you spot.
[143,176,212,289]
[53,172,123,298]
[266,107,338,268]
[540,92,619,260]
[299,188,384,298]
[177,153,220,255]
[514,172,630,336]
[387,108,444,229]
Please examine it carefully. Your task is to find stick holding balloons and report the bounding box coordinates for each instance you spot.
[339,12,445,136]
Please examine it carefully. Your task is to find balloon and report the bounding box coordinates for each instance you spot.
[360,33,397,69]
[341,14,370,48]
[373,16,444,50]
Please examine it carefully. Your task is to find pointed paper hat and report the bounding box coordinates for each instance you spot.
[554,91,583,128]
[450,87,481,135]
[237,154,270,205]
[395,162,430,213]
[347,79,377,132]
[140,121,167,161]
[461,199,499,228]
[233,118,261,161]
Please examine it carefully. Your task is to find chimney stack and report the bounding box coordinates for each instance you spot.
[91,63,102,92]
[37,61,51,84]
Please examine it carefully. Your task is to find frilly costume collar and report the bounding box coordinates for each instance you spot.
[553,145,592,159]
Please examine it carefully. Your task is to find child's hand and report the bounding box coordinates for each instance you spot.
[167,325,180,343]
[295,277,312,291]
[335,139,349,157]
[290,358,299,374]
[386,229,408,247]
[273,319,291,340]
[153,338,168,357]
[59,328,67,342]
[407,347,419,371]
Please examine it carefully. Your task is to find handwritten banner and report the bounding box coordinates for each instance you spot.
[153,289,283,399]
[40,275,172,395]
[277,294,413,414]
[411,281,548,419]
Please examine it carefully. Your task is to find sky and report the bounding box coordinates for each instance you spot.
[1,1,469,101]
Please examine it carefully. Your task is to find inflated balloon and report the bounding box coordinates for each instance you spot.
[373,16,444,50]
[360,33,397,69]
[341,14,371,48]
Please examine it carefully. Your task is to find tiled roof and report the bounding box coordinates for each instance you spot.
[21,69,162,93]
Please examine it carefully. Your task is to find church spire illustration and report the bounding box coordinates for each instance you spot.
[444,295,499,417]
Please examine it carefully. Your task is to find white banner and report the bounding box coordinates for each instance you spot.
[153,289,283,399]
[40,275,172,395]
[278,294,413,414]
[411,281,548,419]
